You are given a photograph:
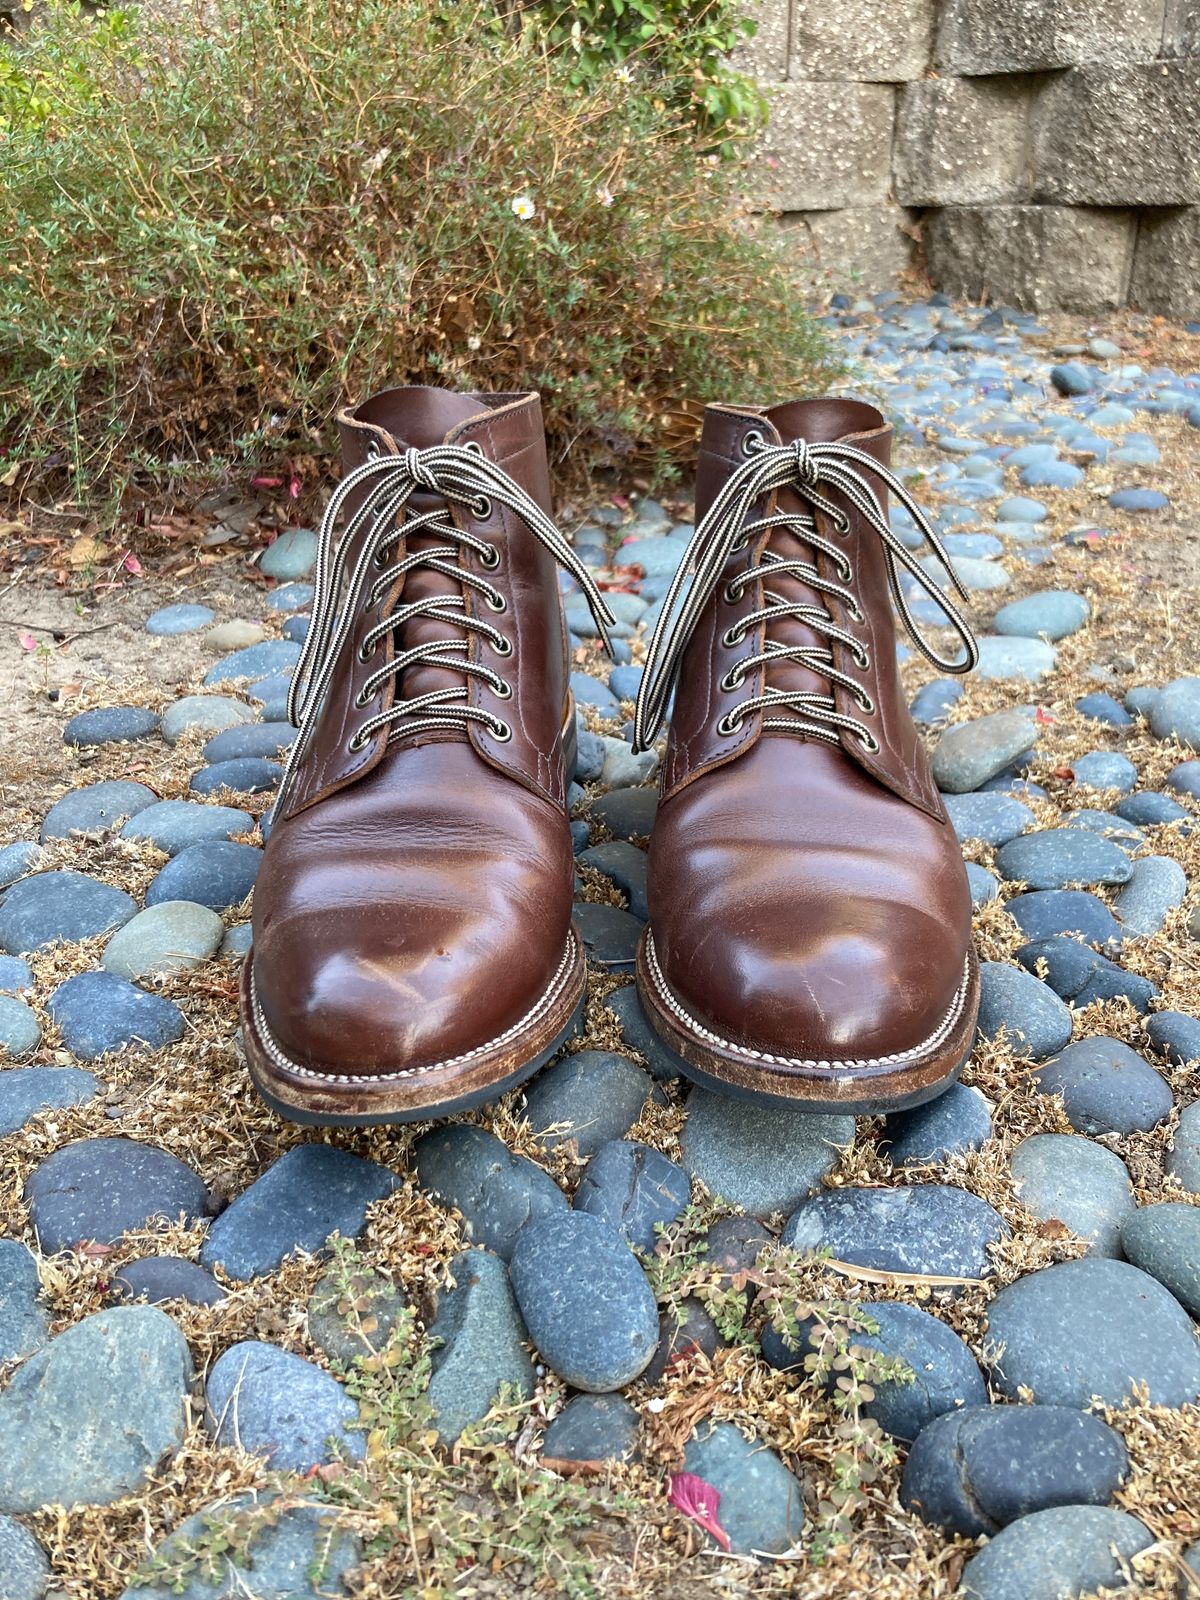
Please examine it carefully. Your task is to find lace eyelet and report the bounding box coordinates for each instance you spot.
[354,686,374,709]
[479,543,501,569]
[463,439,485,456]
[858,732,880,754]
[722,625,744,648]
[491,635,513,657]
[720,667,744,693]
[834,513,851,536]
[485,594,507,614]
[717,711,744,737]
[374,547,391,569]
[723,581,741,604]
[365,439,381,461]
[358,640,377,662]
[348,731,368,753]
[492,680,513,700]
[474,496,492,522]
[856,691,876,715]
[741,429,764,456]
[490,720,513,743]
[853,646,870,671]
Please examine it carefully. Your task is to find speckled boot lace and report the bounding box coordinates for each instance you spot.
[633,435,979,752]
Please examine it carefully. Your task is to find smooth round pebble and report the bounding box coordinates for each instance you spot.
[49,970,185,1060]
[1120,1203,1200,1319]
[976,961,1073,1060]
[521,1050,653,1158]
[1145,1010,1200,1066]
[412,1123,566,1260]
[680,1422,804,1556]
[995,829,1133,889]
[1005,889,1122,949]
[1169,1102,1200,1192]
[1032,1036,1174,1135]
[992,591,1090,642]
[426,1249,533,1445]
[1113,854,1188,937]
[63,706,161,746]
[202,721,296,764]
[161,694,254,744]
[880,1083,993,1167]
[0,994,41,1056]
[102,900,225,980]
[190,756,282,796]
[26,1136,211,1253]
[145,840,262,913]
[961,1505,1152,1600]
[112,1255,226,1308]
[40,779,157,843]
[782,1184,1007,1279]
[1070,751,1137,793]
[1150,677,1200,750]
[258,527,318,579]
[943,793,1033,846]
[574,1139,690,1250]
[931,710,1037,794]
[1010,1133,1134,1258]
[205,1340,363,1469]
[680,1088,853,1219]
[0,1065,96,1137]
[121,798,254,855]
[145,603,214,635]
[542,1393,639,1465]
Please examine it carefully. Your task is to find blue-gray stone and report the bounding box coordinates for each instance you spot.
[0,994,40,1057]
[931,710,1037,794]
[681,1422,804,1556]
[881,1083,992,1167]
[27,1136,209,1252]
[1125,685,1161,719]
[763,1301,986,1442]
[943,793,1033,846]
[0,1064,95,1136]
[1062,807,1145,847]
[206,1341,363,1468]
[258,528,318,579]
[1050,362,1094,396]
[201,1144,399,1281]
[1075,692,1133,726]
[901,1405,1128,1538]
[1070,751,1137,794]
[0,870,136,954]
[619,538,685,580]
[509,1212,659,1391]
[974,636,1057,681]
[575,1140,690,1250]
[1021,459,1085,489]
[967,863,1000,906]
[1006,889,1122,949]
[1010,1134,1133,1257]
[1032,1037,1173,1137]
[1121,1204,1200,1318]
[50,971,184,1061]
[220,923,253,959]
[41,779,157,842]
[1115,790,1189,826]
[412,1123,565,1261]
[996,829,1133,889]
[63,706,162,747]
[0,1513,49,1598]
[122,798,254,856]
[976,962,1073,1060]
[574,724,605,783]
[1169,759,1200,797]
[608,665,645,701]
[985,1257,1200,1407]
[203,639,301,687]
[1150,677,1200,751]
[248,673,294,706]
[281,613,309,643]
[642,1297,722,1383]
[579,841,649,921]
[681,1088,852,1219]
[1147,1010,1200,1067]
[117,1492,360,1600]
[573,902,643,969]
[190,756,282,796]
[0,1240,48,1362]
[161,695,254,744]
[1016,937,1159,1013]
[0,1305,192,1512]
[1114,854,1187,937]
[102,900,225,981]
[1109,486,1168,512]
[782,1184,1007,1279]
[0,841,39,890]
[264,580,315,610]
[603,985,681,1081]
[112,1255,225,1308]
[910,678,964,725]
[1170,1102,1200,1192]
[522,1050,652,1158]
[992,591,1090,642]
[589,788,657,840]
[569,672,620,716]
[542,1393,639,1464]
[145,603,214,635]
[0,955,33,992]
[202,722,296,763]
[961,1505,1152,1600]
[145,840,262,912]
[427,1249,534,1444]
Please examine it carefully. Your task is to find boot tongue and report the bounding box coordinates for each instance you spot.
[359,389,497,738]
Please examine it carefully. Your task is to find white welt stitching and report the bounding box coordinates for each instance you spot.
[644,930,973,1072]
[251,933,579,1084]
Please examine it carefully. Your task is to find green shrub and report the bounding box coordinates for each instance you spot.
[0,0,838,513]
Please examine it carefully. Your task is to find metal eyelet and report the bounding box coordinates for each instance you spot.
[490,720,513,743]
[492,680,513,700]
[348,731,368,753]
[833,513,851,536]
[858,731,881,754]
[741,429,764,456]
[852,645,870,671]
[717,711,744,737]
[358,640,377,662]
[491,635,513,657]
[463,439,485,456]
[374,547,391,569]
[848,603,865,624]
[354,686,374,709]
[485,594,507,614]
[723,581,741,604]
[365,439,381,461]
[479,543,500,569]
[856,690,876,715]
[474,496,492,521]
[722,625,744,648]
[720,667,744,693]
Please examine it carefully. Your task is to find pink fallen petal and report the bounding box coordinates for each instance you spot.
[18,633,37,651]
[668,1471,732,1552]
[252,474,283,489]
[287,473,303,499]
[122,552,143,574]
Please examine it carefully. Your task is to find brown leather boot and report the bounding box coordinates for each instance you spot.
[632,399,980,1114]
[241,388,613,1125]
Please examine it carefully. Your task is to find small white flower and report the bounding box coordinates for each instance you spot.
[510,194,536,221]
[646,1396,666,1414]
[595,185,615,208]
[614,63,633,84]
[467,335,482,351]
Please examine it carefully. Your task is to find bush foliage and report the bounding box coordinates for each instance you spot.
[0,0,838,510]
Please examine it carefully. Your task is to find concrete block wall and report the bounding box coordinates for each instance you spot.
[738,0,1200,314]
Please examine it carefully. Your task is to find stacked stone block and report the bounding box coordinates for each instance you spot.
[740,0,1200,313]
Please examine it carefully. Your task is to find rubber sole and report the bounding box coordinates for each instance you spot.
[241,929,587,1127]
[635,928,981,1117]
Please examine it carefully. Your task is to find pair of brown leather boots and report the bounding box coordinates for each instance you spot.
[240,386,981,1127]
